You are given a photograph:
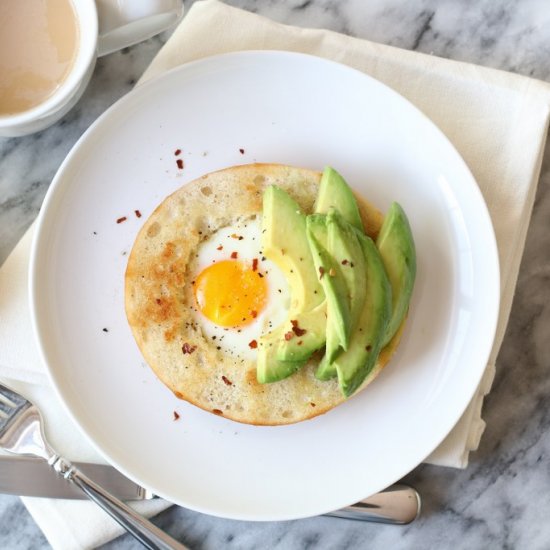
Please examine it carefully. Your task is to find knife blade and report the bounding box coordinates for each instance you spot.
[0,456,151,500]
[0,456,420,523]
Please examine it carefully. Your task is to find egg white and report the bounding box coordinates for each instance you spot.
[190,217,290,360]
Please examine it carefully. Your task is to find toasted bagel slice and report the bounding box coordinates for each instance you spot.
[125,163,404,425]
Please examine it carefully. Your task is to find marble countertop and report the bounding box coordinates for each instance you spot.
[2,1,550,548]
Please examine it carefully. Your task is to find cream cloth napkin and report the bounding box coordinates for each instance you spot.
[2,0,550,547]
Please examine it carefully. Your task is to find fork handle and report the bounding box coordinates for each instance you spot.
[325,484,421,524]
[49,456,187,550]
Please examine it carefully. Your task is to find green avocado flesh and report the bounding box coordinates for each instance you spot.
[328,210,366,349]
[306,214,350,352]
[276,303,327,362]
[315,209,367,379]
[261,186,322,312]
[332,233,392,397]
[257,336,305,384]
[255,171,415,396]
[257,186,326,383]
[314,167,364,231]
[376,202,416,348]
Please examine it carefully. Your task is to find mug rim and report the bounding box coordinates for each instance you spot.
[0,0,98,127]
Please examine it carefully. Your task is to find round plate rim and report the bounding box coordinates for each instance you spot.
[29,50,501,520]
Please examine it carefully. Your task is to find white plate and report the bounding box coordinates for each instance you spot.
[30,51,499,521]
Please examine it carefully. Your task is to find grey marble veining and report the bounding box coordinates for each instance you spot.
[2,1,550,549]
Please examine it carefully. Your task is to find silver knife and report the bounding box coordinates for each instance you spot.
[0,456,420,524]
[0,456,151,501]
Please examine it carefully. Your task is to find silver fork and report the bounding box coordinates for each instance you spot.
[0,382,187,550]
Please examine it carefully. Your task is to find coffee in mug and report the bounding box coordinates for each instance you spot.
[0,0,79,116]
[0,0,183,137]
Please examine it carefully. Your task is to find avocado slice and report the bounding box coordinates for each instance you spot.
[258,186,326,380]
[262,186,323,312]
[331,233,392,397]
[327,210,367,342]
[315,210,367,378]
[306,214,351,351]
[257,328,305,383]
[276,303,327,362]
[314,167,364,231]
[275,168,365,364]
[376,202,416,347]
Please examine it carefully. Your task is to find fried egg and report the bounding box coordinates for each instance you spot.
[190,217,289,360]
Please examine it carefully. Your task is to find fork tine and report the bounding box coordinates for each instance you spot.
[0,383,31,429]
[0,384,28,408]
[0,399,14,417]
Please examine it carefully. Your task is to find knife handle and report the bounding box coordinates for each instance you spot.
[50,455,187,550]
[325,484,421,524]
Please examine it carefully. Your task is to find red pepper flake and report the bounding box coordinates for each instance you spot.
[174,149,181,156]
[329,268,336,277]
[216,245,223,251]
[284,331,294,341]
[250,310,258,319]
[318,266,325,279]
[230,251,238,259]
[221,375,233,386]
[248,339,258,349]
[134,210,142,218]
[176,158,184,170]
[252,258,258,271]
[212,409,224,415]
[173,411,180,421]
[116,216,127,224]
[341,259,349,265]
[290,320,307,337]
[155,298,162,305]
[239,148,245,154]
[182,343,197,354]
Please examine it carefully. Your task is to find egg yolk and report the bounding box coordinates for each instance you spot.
[194,260,267,327]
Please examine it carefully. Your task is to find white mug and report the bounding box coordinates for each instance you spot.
[0,0,183,138]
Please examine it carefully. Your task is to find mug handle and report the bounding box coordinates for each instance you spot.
[95,0,184,57]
